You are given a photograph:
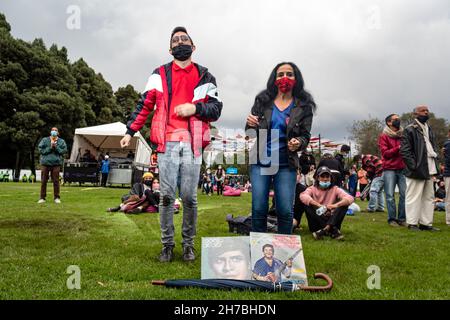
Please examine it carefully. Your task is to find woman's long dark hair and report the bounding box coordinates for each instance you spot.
[257,62,316,112]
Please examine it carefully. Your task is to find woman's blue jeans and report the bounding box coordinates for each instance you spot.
[250,164,297,234]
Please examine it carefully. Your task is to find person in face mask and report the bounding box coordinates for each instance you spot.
[107,172,160,214]
[378,114,407,227]
[120,26,223,263]
[100,155,111,187]
[245,62,316,235]
[300,166,354,240]
[37,127,67,204]
[400,105,440,231]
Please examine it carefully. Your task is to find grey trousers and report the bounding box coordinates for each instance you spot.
[158,142,202,247]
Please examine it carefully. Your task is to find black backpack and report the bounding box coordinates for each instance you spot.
[226,214,278,235]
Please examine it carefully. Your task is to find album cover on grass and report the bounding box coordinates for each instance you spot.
[201,236,251,280]
[250,232,307,285]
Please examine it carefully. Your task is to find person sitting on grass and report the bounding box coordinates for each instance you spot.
[107,172,160,213]
[434,179,446,212]
[300,166,354,240]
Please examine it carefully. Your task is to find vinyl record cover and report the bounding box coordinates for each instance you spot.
[250,232,307,285]
[201,236,251,280]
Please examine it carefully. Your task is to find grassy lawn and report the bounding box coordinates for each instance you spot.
[0,182,449,300]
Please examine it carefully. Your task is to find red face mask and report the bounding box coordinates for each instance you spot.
[275,77,296,93]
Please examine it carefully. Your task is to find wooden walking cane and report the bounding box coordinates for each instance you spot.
[295,273,333,292]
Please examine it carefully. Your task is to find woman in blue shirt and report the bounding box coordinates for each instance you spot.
[245,62,316,234]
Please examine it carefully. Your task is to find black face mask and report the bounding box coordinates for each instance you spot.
[171,44,193,61]
[391,119,401,129]
[417,115,429,124]
[144,180,152,187]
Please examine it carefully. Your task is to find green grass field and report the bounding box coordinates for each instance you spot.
[0,182,449,300]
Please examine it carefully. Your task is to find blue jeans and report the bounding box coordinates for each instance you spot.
[250,164,297,234]
[368,176,385,211]
[383,169,406,222]
[158,142,202,247]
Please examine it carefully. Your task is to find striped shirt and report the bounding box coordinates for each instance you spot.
[362,154,383,179]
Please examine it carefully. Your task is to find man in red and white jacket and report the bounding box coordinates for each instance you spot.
[120,27,222,263]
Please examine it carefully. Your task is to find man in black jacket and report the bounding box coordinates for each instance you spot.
[400,105,440,231]
[443,129,450,226]
[335,144,350,187]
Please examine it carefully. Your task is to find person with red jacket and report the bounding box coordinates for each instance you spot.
[120,27,222,263]
[378,114,407,227]
[356,154,385,212]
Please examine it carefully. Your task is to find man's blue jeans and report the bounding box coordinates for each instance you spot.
[368,176,385,211]
[383,169,406,222]
[158,142,201,248]
[250,164,297,234]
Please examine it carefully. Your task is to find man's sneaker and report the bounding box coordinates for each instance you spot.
[54,198,61,204]
[159,246,174,262]
[107,206,121,212]
[397,221,407,227]
[330,227,345,240]
[37,199,46,204]
[419,224,440,232]
[312,229,327,240]
[388,220,399,227]
[182,246,196,262]
[408,224,420,231]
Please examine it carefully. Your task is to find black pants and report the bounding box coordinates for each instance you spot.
[216,181,223,195]
[293,183,307,224]
[101,173,109,187]
[304,205,348,233]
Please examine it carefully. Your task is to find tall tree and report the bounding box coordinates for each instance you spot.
[348,117,384,156]
[0,12,145,177]
[114,84,139,121]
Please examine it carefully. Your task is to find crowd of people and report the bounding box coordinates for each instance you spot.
[199,166,251,196]
[30,26,449,265]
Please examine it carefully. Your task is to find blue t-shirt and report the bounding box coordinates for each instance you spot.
[101,160,110,174]
[252,257,285,282]
[265,101,294,166]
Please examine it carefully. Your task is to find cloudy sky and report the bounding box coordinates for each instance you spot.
[1,0,449,145]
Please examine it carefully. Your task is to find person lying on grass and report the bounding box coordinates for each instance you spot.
[300,166,354,240]
[107,172,160,214]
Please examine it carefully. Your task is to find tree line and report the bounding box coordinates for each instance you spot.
[0,13,141,180]
[348,113,449,159]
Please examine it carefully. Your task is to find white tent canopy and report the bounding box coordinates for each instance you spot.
[69,122,152,166]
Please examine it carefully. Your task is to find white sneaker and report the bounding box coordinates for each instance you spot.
[54,198,61,204]
[38,199,46,204]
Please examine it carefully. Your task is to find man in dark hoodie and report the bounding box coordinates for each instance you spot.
[400,105,440,231]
